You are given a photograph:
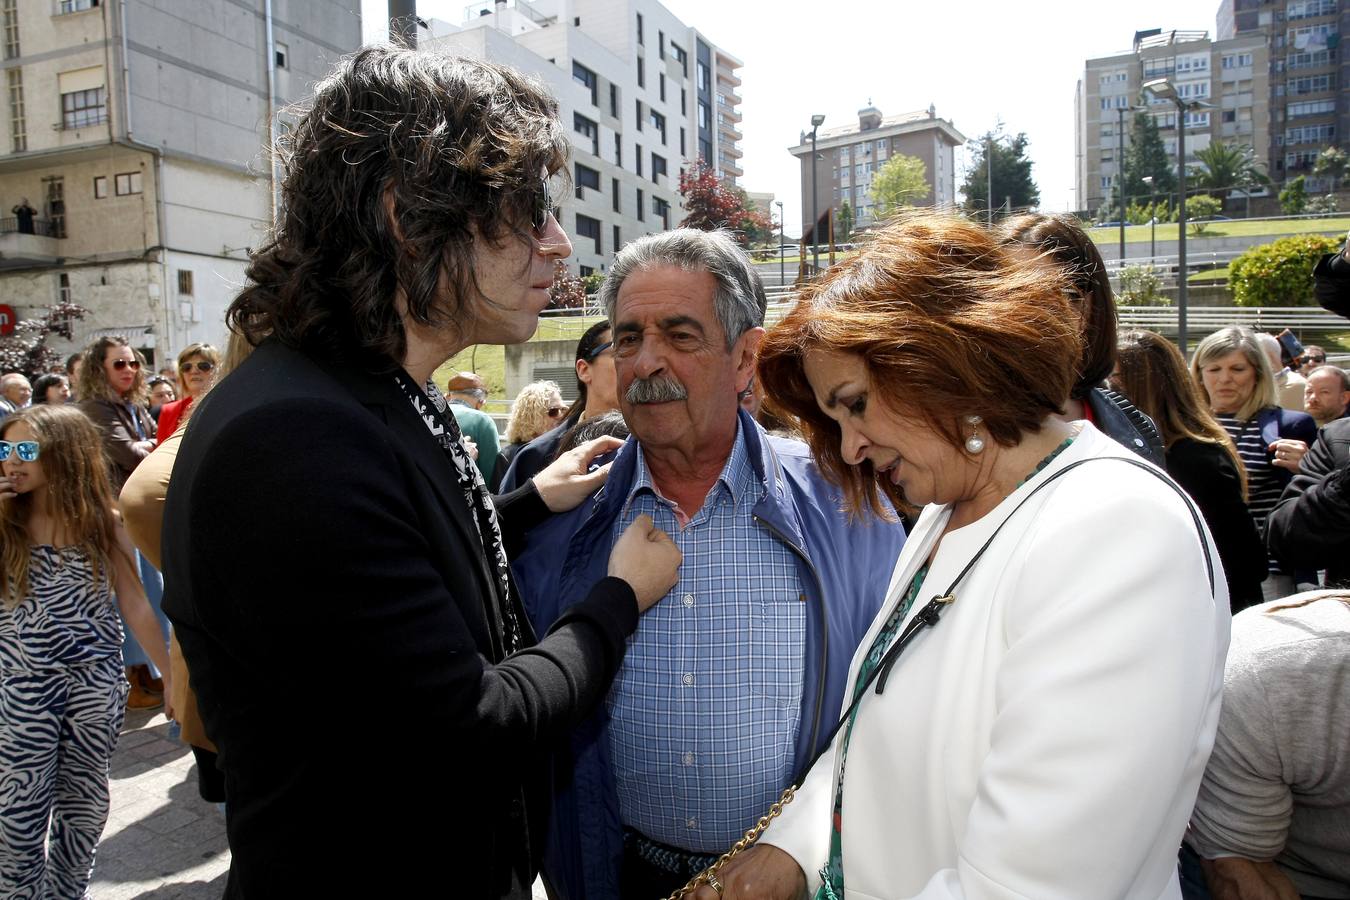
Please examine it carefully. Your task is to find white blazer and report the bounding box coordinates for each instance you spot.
[762,424,1231,900]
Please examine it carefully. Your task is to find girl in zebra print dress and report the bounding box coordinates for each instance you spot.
[0,404,172,899]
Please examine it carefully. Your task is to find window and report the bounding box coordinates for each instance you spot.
[614,132,621,167]
[1290,73,1335,94]
[2,0,18,60]
[274,41,288,69]
[697,62,709,92]
[653,196,670,229]
[671,43,687,77]
[679,126,685,156]
[93,175,107,198]
[575,213,601,254]
[636,99,643,131]
[658,31,665,59]
[1286,123,1336,142]
[114,171,142,194]
[636,12,643,44]
[1183,111,1210,128]
[612,178,620,212]
[637,56,644,89]
[57,272,71,303]
[44,176,64,237]
[177,269,194,295]
[636,187,644,221]
[1222,109,1237,122]
[574,162,600,193]
[636,143,643,176]
[57,0,98,13]
[573,61,598,106]
[698,101,710,129]
[573,112,598,155]
[613,224,620,253]
[1288,48,1336,69]
[659,73,666,102]
[6,67,25,152]
[652,153,666,184]
[61,86,105,129]
[1289,98,1336,117]
[681,87,687,114]
[650,109,666,144]
[609,83,618,117]
[1287,0,1337,20]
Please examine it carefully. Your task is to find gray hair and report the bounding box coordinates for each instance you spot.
[1190,326,1277,421]
[598,228,767,349]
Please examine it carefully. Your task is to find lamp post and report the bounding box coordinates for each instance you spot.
[809,114,825,273]
[1143,79,1210,358]
[1141,175,1156,261]
[986,133,994,225]
[1117,106,1128,265]
[775,200,785,289]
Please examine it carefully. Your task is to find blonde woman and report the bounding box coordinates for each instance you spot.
[498,380,565,481]
[1191,326,1316,601]
[155,343,220,442]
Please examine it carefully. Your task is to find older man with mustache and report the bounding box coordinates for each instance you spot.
[511,229,907,900]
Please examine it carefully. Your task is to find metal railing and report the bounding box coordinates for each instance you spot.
[0,217,62,237]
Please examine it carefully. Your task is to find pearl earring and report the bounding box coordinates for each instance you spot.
[964,415,985,454]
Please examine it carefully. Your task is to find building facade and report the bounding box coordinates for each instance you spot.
[787,104,964,241]
[1218,0,1346,190]
[424,0,743,276]
[0,0,359,370]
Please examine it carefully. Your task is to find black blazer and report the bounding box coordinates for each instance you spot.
[160,339,638,899]
[1165,438,1266,612]
[1267,417,1350,587]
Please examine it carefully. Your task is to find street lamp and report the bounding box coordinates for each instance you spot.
[1143,78,1212,358]
[808,114,826,273]
[775,200,785,289]
[1141,175,1156,261]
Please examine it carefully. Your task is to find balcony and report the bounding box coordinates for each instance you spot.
[0,218,64,269]
[715,65,741,89]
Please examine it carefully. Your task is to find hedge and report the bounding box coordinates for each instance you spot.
[1228,233,1341,307]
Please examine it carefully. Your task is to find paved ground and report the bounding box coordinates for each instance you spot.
[95,707,549,899]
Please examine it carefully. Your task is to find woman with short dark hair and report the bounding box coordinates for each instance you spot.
[30,373,70,405]
[694,214,1227,900]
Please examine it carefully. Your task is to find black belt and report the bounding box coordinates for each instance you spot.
[623,828,720,877]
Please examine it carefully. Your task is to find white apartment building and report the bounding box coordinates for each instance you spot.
[788,104,964,239]
[0,0,360,366]
[423,0,743,275]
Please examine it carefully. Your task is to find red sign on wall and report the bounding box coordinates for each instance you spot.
[0,304,15,337]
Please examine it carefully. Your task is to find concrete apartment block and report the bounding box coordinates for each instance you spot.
[788,104,965,240]
[0,0,359,367]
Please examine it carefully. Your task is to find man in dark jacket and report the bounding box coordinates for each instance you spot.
[160,49,680,899]
[1268,412,1350,588]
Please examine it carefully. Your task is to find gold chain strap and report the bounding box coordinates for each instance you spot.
[664,784,798,900]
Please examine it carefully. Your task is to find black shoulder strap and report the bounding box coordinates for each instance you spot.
[792,454,1215,786]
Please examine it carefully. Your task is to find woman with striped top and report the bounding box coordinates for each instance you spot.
[1191,326,1317,601]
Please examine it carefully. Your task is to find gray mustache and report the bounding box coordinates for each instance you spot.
[626,376,688,404]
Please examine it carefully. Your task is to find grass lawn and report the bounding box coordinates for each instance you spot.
[1187,266,1231,284]
[1088,216,1350,246]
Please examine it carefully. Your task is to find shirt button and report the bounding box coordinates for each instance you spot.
[686,818,697,829]
[682,751,695,766]
[682,593,695,607]
[682,673,694,686]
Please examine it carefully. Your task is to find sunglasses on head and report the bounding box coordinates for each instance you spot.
[531,176,556,235]
[181,361,215,372]
[0,440,39,462]
[111,359,141,371]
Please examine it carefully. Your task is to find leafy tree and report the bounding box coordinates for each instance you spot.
[1117,266,1170,306]
[1312,146,1348,192]
[1121,112,1176,210]
[1191,142,1268,198]
[546,261,587,311]
[1279,175,1308,215]
[871,154,929,216]
[0,301,88,378]
[677,159,772,245]
[1229,233,1340,307]
[837,200,854,242]
[961,130,1039,217]
[580,271,605,296]
[1185,195,1223,234]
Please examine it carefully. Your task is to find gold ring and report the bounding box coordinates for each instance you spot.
[706,874,725,895]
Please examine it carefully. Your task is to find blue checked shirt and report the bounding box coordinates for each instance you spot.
[607,422,807,852]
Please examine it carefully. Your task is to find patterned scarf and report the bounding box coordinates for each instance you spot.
[391,372,522,659]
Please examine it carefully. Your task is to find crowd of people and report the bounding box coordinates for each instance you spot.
[1,46,1348,900]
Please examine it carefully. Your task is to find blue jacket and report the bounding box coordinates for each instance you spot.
[1257,406,1318,491]
[512,410,907,900]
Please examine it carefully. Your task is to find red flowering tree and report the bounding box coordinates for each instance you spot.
[546,260,588,311]
[678,160,773,246]
[0,301,88,377]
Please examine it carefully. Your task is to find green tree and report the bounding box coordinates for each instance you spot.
[1185,195,1223,234]
[1118,265,1169,306]
[871,153,929,217]
[1191,142,1268,199]
[1279,175,1308,215]
[1312,146,1348,192]
[837,200,854,242]
[1229,233,1340,307]
[1121,112,1176,210]
[961,130,1039,217]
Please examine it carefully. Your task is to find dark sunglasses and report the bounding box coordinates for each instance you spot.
[531,176,556,235]
[181,361,215,372]
[0,440,39,462]
[111,359,141,371]
[1305,355,1326,363]
[546,406,566,418]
